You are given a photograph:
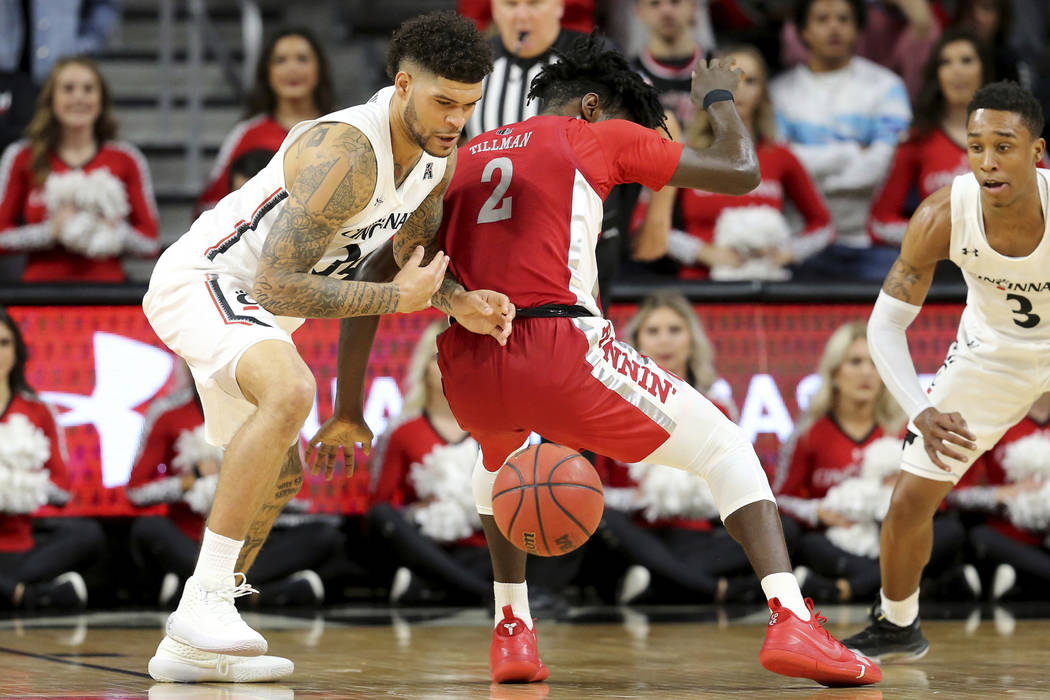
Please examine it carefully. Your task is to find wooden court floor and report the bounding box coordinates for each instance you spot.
[0,604,1046,699]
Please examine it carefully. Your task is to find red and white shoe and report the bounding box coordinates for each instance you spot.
[490,605,549,684]
[760,597,882,687]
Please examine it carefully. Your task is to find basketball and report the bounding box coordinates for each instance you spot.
[491,443,604,556]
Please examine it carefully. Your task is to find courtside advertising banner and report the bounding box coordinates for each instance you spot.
[8,302,963,516]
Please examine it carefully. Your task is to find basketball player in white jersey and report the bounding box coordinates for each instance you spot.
[844,81,1048,662]
[142,13,510,682]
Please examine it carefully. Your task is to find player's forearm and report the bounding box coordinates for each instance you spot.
[867,290,933,422]
[253,270,399,318]
[331,241,399,417]
[432,274,464,315]
[670,103,760,194]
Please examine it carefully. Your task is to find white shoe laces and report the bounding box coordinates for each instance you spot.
[206,573,259,626]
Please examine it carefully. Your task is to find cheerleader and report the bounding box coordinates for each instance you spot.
[0,58,158,281]
[0,306,103,609]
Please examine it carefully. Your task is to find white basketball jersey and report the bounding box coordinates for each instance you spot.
[153,86,447,284]
[949,169,1050,343]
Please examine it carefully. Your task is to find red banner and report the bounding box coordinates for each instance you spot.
[8,303,963,516]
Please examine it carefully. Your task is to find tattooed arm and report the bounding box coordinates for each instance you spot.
[252,122,447,318]
[868,185,975,468]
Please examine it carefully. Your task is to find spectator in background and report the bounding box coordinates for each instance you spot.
[868,28,991,247]
[631,0,707,129]
[668,45,832,280]
[950,392,1050,602]
[771,0,911,282]
[0,57,158,282]
[781,0,942,100]
[195,28,335,215]
[0,306,104,610]
[593,292,768,605]
[951,0,1030,88]
[127,363,343,608]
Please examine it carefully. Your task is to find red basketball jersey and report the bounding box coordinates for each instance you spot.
[440,116,683,312]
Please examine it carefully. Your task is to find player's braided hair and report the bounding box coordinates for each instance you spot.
[386,11,492,84]
[528,34,668,135]
[968,81,1045,138]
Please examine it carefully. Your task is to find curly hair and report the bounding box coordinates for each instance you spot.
[528,33,667,133]
[245,27,335,120]
[25,57,117,184]
[386,11,492,83]
[968,80,1044,138]
[912,28,992,137]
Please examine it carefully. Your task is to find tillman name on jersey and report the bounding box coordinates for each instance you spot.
[468,131,533,156]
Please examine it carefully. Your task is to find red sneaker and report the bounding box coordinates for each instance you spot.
[760,597,881,687]
[490,605,549,683]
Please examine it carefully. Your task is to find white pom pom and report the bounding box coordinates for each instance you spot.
[408,439,482,542]
[172,425,224,474]
[629,462,719,521]
[1001,433,1050,483]
[0,413,52,472]
[0,414,52,514]
[183,474,219,515]
[1006,480,1050,532]
[412,499,476,542]
[43,171,86,212]
[826,522,881,558]
[710,206,792,281]
[54,168,130,257]
[861,436,904,482]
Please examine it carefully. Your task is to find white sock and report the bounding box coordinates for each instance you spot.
[193,528,243,587]
[881,588,919,627]
[494,581,532,630]
[761,572,810,621]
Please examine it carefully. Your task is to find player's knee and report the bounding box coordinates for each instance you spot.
[472,458,498,516]
[265,371,316,434]
[885,480,943,528]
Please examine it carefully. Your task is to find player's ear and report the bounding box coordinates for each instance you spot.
[1033,137,1045,165]
[394,69,413,98]
[580,92,602,123]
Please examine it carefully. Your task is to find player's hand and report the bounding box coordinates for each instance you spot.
[690,56,743,107]
[450,289,515,346]
[817,507,855,529]
[306,415,373,480]
[913,407,977,472]
[393,246,449,313]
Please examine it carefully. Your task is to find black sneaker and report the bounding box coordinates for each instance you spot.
[841,603,929,663]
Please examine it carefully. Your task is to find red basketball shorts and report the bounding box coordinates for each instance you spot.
[437,316,687,471]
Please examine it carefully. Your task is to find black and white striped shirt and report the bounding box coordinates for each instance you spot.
[466,30,585,140]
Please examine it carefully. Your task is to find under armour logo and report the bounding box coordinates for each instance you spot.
[374,197,383,207]
[768,613,779,626]
[503,622,518,634]
[423,162,434,180]
[961,247,979,256]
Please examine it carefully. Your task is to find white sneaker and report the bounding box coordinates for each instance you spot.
[166,574,267,656]
[616,565,651,604]
[992,564,1017,600]
[148,635,293,683]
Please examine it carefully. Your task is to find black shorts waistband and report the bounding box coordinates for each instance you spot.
[515,304,594,318]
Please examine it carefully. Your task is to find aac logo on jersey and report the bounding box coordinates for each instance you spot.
[423,162,433,180]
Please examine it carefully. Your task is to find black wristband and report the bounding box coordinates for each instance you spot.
[702,89,735,110]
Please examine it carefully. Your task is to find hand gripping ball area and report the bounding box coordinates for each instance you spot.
[491,443,604,556]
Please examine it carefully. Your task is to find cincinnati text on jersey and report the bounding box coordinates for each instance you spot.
[342,211,410,241]
[973,273,1050,293]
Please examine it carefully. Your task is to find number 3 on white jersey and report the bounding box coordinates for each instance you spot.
[477,157,513,224]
